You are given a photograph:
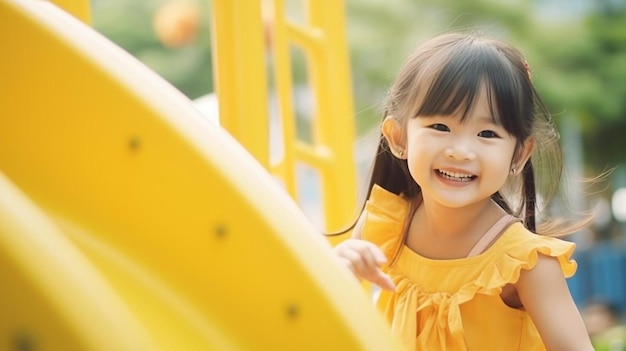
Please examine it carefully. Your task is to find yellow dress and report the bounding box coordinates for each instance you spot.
[362,185,577,351]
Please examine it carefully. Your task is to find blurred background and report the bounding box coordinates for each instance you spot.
[91,0,626,345]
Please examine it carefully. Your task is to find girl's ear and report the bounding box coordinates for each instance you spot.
[382,116,407,159]
[512,137,535,174]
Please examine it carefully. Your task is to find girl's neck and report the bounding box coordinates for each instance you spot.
[405,197,507,260]
[414,196,505,239]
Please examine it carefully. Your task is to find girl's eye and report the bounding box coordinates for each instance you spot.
[429,124,450,132]
[478,130,500,138]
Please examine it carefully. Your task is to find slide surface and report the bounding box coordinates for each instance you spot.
[0,0,403,350]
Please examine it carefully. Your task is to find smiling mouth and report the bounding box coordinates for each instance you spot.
[437,169,477,182]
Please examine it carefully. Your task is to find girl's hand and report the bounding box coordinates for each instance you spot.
[333,239,396,291]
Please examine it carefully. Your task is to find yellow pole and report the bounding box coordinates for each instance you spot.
[268,0,298,196]
[210,0,270,167]
[306,0,358,234]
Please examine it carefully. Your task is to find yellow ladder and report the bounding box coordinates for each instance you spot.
[211,0,358,234]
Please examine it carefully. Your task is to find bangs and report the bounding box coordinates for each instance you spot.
[414,40,527,134]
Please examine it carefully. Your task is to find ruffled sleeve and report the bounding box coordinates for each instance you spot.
[361,184,411,264]
[459,222,578,303]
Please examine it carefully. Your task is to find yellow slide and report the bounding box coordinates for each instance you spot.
[0,0,403,350]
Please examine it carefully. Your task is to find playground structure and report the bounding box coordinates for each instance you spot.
[0,0,405,350]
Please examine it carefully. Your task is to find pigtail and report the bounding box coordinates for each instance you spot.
[521,160,537,232]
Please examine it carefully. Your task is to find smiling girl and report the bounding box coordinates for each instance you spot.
[334,32,594,350]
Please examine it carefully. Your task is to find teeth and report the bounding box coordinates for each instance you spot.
[439,169,474,181]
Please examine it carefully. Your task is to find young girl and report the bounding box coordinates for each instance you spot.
[334,32,595,350]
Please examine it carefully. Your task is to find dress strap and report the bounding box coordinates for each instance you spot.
[466,214,519,258]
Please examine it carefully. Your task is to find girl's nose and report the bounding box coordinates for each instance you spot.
[444,143,476,161]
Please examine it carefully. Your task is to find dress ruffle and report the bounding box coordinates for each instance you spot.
[462,223,577,302]
[384,270,468,350]
[362,184,411,266]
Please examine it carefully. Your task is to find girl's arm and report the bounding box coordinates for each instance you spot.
[516,255,594,351]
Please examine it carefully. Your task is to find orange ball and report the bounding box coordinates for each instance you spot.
[153,0,201,48]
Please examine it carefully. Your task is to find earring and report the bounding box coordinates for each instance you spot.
[511,167,517,175]
[398,150,405,158]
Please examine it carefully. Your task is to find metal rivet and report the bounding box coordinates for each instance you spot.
[214,224,228,239]
[13,330,35,351]
[286,303,299,319]
[129,136,141,150]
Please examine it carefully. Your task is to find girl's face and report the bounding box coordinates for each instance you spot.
[404,87,518,209]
